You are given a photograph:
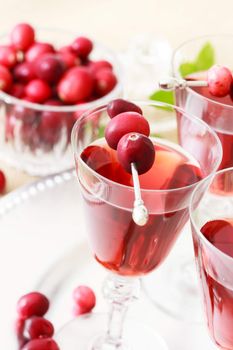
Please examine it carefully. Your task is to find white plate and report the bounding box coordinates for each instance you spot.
[0,171,216,349]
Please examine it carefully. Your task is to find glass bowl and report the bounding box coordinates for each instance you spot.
[0,28,123,176]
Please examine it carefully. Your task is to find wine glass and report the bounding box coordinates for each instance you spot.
[172,34,233,171]
[190,167,233,350]
[143,36,231,322]
[55,101,222,349]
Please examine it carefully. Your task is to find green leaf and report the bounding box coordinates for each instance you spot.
[179,62,197,78]
[179,42,215,77]
[195,42,215,71]
[149,90,174,111]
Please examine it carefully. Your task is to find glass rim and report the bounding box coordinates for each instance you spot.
[172,33,233,110]
[71,100,223,195]
[0,27,123,112]
[189,166,233,263]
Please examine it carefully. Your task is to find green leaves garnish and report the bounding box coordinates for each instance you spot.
[179,42,215,77]
[150,42,215,107]
[149,90,174,111]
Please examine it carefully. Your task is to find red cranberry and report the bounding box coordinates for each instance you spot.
[94,68,117,97]
[39,100,64,145]
[105,111,150,150]
[10,23,35,51]
[10,83,25,98]
[89,60,113,74]
[0,65,12,92]
[34,54,65,84]
[11,98,38,124]
[25,317,54,340]
[0,170,6,193]
[117,133,155,175]
[58,51,80,68]
[73,285,96,314]
[13,62,36,83]
[17,292,49,319]
[22,338,60,350]
[207,65,232,97]
[25,79,52,103]
[25,43,55,63]
[58,67,93,103]
[0,45,17,68]
[71,36,93,58]
[15,317,25,336]
[107,99,142,118]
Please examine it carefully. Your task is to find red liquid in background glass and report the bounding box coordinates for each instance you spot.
[80,139,203,276]
[186,73,233,171]
[200,219,233,349]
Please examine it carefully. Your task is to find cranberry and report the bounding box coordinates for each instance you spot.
[105,111,150,150]
[10,83,25,98]
[34,54,65,84]
[0,45,17,68]
[107,99,142,118]
[22,338,60,350]
[58,67,93,103]
[25,79,52,103]
[25,43,55,63]
[73,285,96,314]
[94,68,117,97]
[0,170,6,193]
[58,51,80,68]
[17,292,49,319]
[89,60,113,74]
[38,99,64,146]
[0,65,12,92]
[207,65,232,97]
[11,98,38,124]
[15,317,25,336]
[13,62,36,83]
[25,317,54,340]
[71,36,93,58]
[117,133,155,175]
[10,23,35,51]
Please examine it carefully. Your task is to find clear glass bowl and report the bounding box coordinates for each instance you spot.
[0,28,123,176]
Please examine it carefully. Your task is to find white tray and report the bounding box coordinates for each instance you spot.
[0,171,216,349]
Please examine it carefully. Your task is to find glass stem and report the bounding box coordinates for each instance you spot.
[101,274,140,349]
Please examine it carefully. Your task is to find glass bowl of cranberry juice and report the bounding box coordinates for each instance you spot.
[0,28,122,176]
[172,35,233,171]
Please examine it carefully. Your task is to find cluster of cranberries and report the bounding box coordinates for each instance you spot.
[1,23,118,152]
[207,65,233,98]
[15,286,96,349]
[105,99,155,175]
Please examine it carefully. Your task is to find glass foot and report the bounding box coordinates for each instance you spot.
[55,313,168,350]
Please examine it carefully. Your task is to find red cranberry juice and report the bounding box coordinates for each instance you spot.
[79,139,202,276]
[200,219,233,349]
[182,73,233,170]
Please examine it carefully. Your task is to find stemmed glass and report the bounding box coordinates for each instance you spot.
[55,101,222,349]
[173,34,233,171]
[144,36,232,322]
[190,167,233,350]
